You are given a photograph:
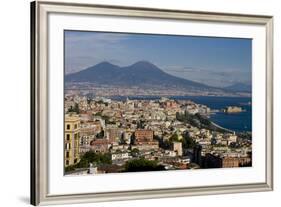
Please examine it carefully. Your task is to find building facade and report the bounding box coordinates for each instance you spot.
[90,139,110,153]
[65,114,81,166]
[135,129,154,142]
[204,153,241,168]
[173,141,183,156]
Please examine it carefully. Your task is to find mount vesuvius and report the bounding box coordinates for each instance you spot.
[65,61,220,91]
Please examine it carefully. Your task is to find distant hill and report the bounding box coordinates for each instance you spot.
[65,61,220,91]
[224,83,252,93]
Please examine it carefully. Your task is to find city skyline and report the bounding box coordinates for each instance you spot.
[65,30,252,87]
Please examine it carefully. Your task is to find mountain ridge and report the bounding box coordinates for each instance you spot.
[65,61,240,93]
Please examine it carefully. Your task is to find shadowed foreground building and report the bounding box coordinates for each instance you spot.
[204,153,251,168]
[193,145,202,166]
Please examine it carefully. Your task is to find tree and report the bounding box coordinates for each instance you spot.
[102,115,110,124]
[229,142,236,148]
[211,138,217,145]
[182,132,196,149]
[162,139,172,149]
[169,133,179,142]
[124,158,165,172]
[65,165,76,172]
[94,112,102,117]
[163,133,180,149]
[131,148,140,157]
[176,111,227,132]
[68,103,80,113]
[137,120,145,129]
[87,98,92,105]
[115,149,122,153]
[76,151,112,168]
[96,129,104,138]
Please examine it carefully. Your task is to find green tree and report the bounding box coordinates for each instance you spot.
[64,165,76,172]
[169,133,179,142]
[131,148,140,157]
[68,103,80,113]
[124,158,165,172]
[182,132,196,149]
[94,112,102,116]
[96,129,104,138]
[76,151,112,168]
[176,111,227,132]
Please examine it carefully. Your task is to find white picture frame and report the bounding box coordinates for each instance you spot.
[31,0,273,205]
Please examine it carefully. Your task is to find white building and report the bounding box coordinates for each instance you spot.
[173,141,183,156]
[111,152,130,160]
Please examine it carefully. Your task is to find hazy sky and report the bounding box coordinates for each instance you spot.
[65,30,252,87]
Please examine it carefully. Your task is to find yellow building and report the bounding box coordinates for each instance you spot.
[65,114,81,166]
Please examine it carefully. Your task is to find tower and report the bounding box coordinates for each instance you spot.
[65,114,81,167]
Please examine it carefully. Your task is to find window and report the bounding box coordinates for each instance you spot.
[66,160,69,166]
[66,134,70,141]
[66,151,69,158]
[65,143,70,150]
[74,124,77,129]
[66,124,70,130]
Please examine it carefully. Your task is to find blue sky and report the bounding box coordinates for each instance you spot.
[65,30,252,87]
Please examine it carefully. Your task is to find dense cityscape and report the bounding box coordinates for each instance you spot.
[63,31,252,175]
[64,92,252,175]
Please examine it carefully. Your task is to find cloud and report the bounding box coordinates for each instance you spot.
[64,31,131,73]
[65,31,130,45]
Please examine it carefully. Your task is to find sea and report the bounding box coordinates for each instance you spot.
[171,96,252,132]
[110,96,252,132]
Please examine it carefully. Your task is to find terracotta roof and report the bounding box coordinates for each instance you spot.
[90,139,109,145]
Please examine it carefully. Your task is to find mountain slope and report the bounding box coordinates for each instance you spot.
[65,61,219,91]
[224,83,252,93]
[65,61,121,85]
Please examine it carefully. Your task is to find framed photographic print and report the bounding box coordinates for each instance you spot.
[31,0,273,205]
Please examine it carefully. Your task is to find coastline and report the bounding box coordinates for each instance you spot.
[103,95,252,132]
[210,121,235,134]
